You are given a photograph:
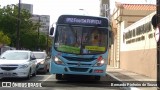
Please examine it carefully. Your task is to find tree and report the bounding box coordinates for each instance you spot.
[0,4,52,50]
[0,4,35,47]
[0,4,51,50]
[0,31,11,46]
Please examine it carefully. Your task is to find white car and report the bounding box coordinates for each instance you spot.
[0,50,37,80]
[33,51,50,73]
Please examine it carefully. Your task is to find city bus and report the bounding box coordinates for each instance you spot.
[49,15,111,80]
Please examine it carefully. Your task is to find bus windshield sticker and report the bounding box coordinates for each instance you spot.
[85,46,105,51]
[57,45,80,54]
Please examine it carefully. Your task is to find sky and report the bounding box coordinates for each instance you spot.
[0,0,100,26]
[0,0,157,26]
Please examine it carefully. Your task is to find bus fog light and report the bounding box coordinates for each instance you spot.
[94,70,103,73]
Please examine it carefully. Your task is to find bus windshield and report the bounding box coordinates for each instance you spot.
[54,25,108,55]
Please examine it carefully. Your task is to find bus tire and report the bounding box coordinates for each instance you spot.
[56,74,63,80]
[95,76,100,81]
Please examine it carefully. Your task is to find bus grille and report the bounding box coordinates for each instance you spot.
[67,63,92,66]
[63,56,96,62]
[69,67,88,72]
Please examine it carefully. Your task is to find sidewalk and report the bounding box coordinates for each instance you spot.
[106,65,158,90]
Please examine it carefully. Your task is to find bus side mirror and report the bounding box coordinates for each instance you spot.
[151,14,158,29]
[50,27,54,35]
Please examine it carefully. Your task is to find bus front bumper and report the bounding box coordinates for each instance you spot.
[50,62,106,76]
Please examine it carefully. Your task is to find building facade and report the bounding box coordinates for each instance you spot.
[30,15,50,35]
[21,3,33,14]
[20,3,50,34]
[111,3,156,79]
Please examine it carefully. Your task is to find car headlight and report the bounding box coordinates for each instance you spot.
[94,56,105,66]
[52,56,64,65]
[19,64,29,69]
[39,61,45,64]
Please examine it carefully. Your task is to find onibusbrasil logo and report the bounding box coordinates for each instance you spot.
[1,82,42,87]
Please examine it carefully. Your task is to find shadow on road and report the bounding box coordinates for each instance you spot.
[41,75,123,88]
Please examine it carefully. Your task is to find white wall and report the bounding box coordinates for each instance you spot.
[120,12,156,51]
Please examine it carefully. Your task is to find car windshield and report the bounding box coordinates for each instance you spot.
[0,51,29,60]
[33,52,46,59]
[54,25,108,54]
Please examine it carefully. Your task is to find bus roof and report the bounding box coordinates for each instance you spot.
[56,15,109,27]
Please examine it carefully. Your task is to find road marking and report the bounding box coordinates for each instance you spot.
[44,75,53,81]
[40,74,53,84]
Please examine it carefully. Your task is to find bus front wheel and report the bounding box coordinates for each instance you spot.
[56,74,63,80]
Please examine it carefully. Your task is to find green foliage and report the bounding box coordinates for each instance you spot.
[0,31,11,45]
[0,4,51,51]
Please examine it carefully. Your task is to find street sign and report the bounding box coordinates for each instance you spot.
[155,27,160,42]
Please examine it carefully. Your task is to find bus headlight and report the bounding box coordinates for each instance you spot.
[52,56,64,65]
[94,56,105,66]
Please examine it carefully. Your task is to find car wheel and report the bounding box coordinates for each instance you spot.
[43,66,47,74]
[47,65,49,72]
[32,69,37,77]
[25,69,31,80]
[56,74,63,80]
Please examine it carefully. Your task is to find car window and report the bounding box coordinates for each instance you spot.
[30,52,36,59]
[33,52,46,59]
[0,51,29,60]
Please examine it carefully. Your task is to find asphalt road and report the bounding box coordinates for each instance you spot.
[0,72,129,90]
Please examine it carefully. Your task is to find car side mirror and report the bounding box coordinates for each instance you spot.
[46,56,50,59]
[49,27,54,35]
[31,57,36,60]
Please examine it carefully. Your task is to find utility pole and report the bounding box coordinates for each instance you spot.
[46,26,49,54]
[103,4,110,20]
[37,16,40,50]
[16,0,21,50]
